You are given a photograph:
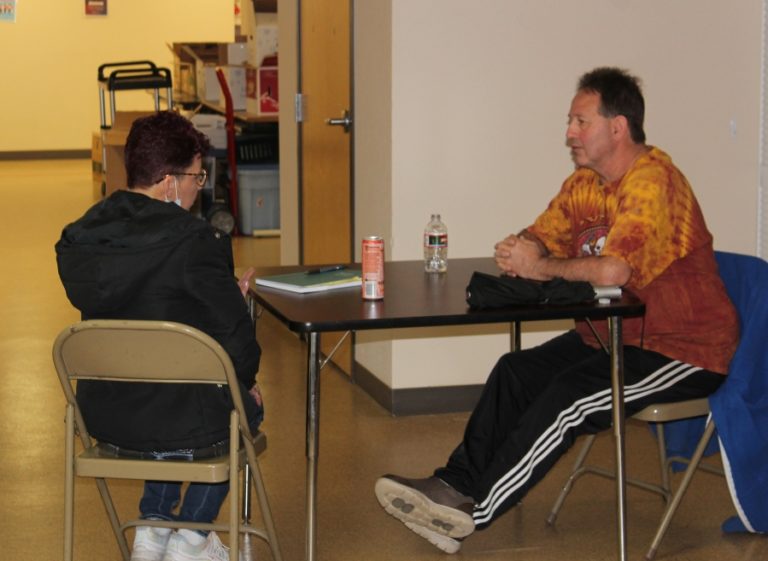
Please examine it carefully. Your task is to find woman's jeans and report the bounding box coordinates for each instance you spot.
[121,403,265,525]
[95,442,232,524]
[140,465,230,523]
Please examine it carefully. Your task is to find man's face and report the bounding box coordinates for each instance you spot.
[566,90,617,176]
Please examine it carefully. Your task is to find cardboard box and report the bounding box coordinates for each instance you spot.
[196,62,220,103]
[246,65,278,116]
[220,65,247,111]
[257,66,278,116]
[175,61,196,97]
[246,66,257,103]
[218,42,248,65]
[91,132,104,201]
[247,22,278,66]
[196,63,247,111]
[100,111,155,197]
[191,113,228,150]
[174,43,219,65]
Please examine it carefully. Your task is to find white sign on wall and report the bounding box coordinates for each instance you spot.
[0,0,17,23]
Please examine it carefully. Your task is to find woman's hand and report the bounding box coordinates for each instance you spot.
[249,383,263,407]
[238,267,255,298]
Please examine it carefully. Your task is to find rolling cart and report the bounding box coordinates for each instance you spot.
[98,60,173,128]
[96,61,173,197]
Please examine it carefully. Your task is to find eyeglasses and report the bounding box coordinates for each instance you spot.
[174,169,208,187]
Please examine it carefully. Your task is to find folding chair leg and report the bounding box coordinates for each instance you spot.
[229,415,240,561]
[64,406,75,561]
[66,405,131,561]
[248,457,284,561]
[654,423,672,501]
[645,418,716,561]
[94,477,131,561]
[242,464,252,524]
[547,434,598,525]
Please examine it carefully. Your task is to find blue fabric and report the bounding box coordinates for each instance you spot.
[709,251,768,533]
[140,480,230,525]
[660,251,768,533]
[652,416,719,472]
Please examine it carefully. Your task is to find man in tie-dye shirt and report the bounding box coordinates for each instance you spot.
[374,67,739,554]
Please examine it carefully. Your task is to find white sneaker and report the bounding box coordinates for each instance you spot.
[404,521,462,554]
[131,526,172,561]
[162,530,231,561]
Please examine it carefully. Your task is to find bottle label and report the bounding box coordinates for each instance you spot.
[425,233,447,248]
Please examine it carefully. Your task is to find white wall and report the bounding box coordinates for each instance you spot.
[355,0,763,390]
[353,0,395,383]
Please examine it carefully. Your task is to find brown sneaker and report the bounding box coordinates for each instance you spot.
[374,474,475,540]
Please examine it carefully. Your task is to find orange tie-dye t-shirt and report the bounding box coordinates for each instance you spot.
[527,147,738,374]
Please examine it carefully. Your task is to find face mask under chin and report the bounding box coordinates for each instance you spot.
[164,177,183,208]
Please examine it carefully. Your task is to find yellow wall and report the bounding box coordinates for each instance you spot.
[0,1,234,152]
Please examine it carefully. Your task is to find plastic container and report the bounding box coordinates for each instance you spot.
[237,164,280,234]
[235,130,279,165]
[423,213,448,273]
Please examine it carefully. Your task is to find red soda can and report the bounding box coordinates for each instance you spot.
[361,236,385,300]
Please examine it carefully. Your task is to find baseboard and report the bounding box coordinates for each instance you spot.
[353,360,483,416]
[0,150,90,160]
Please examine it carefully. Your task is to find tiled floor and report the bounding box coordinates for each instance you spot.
[1,159,765,560]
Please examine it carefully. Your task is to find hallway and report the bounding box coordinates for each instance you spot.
[0,159,764,560]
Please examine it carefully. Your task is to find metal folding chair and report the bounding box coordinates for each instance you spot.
[53,319,282,561]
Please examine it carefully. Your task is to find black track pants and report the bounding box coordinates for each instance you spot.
[434,330,724,529]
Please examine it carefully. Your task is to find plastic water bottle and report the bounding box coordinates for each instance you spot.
[424,214,448,273]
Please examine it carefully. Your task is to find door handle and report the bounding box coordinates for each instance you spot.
[326,109,352,133]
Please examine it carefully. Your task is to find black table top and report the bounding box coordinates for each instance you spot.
[245,257,645,333]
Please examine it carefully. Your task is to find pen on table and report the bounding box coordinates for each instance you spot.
[306,265,347,275]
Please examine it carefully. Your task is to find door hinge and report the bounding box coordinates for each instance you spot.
[295,93,304,123]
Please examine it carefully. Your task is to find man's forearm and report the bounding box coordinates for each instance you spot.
[530,255,631,286]
[518,229,549,257]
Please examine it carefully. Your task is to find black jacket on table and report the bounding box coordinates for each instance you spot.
[55,190,262,451]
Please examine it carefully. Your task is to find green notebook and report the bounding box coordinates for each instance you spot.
[255,268,362,294]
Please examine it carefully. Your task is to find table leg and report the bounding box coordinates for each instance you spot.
[306,332,321,561]
[608,316,627,561]
[509,320,521,352]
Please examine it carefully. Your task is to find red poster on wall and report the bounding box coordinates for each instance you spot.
[85,0,107,16]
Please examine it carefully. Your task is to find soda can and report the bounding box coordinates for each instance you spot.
[361,236,385,300]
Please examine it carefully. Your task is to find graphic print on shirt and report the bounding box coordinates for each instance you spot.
[577,225,609,256]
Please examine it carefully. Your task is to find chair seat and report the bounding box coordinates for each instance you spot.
[547,397,721,560]
[632,398,709,423]
[75,432,267,482]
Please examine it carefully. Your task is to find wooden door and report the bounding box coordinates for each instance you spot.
[300,0,353,373]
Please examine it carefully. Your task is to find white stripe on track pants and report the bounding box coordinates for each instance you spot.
[433,330,724,529]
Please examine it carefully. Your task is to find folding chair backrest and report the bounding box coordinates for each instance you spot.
[53,319,234,385]
[52,319,253,445]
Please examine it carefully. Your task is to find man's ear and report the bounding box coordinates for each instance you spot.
[612,115,629,139]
